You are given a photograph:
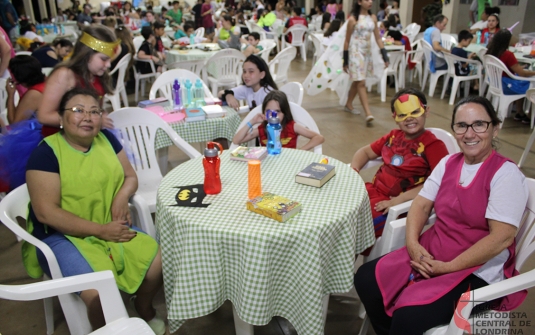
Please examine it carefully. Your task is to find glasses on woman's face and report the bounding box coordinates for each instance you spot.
[452,120,491,135]
[65,107,103,119]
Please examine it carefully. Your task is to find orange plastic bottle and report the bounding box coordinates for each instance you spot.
[203,142,223,194]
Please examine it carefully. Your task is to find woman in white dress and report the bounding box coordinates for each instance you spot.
[343,0,388,123]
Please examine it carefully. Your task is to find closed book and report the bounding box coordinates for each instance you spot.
[295,163,336,187]
[137,97,170,108]
[202,104,226,118]
[247,193,302,222]
[230,146,267,162]
[185,107,206,122]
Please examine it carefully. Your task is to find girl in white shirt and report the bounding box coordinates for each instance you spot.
[219,55,278,110]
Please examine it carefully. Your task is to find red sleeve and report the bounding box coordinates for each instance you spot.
[479,28,488,44]
[369,129,396,156]
[500,50,518,73]
[423,132,449,170]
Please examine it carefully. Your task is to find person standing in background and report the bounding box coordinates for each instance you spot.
[0,0,20,43]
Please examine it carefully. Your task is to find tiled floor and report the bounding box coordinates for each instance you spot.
[2,55,535,335]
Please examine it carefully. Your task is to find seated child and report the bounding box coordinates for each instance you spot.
[172,22,188,39]
[451,29,477,77]
[387,30,415,70]
[219,55,277,110]
[350,88,448,252]
[243,32,264,57]
[232,90,324,150]
[136,26,164,73]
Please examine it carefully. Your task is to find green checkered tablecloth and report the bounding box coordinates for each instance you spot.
[154,106,241,150]
[156,149,375,334]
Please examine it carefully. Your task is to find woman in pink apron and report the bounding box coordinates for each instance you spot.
[355,95,528,334]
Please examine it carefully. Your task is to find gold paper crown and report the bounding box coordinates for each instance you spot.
[79,32,121,58]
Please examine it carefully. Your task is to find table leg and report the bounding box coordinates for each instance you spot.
[157,147,169,175]
[232,304,254,335]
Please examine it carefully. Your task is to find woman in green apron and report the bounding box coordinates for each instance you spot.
[24,88,164,335]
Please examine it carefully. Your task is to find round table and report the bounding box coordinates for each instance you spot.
[156,149,375,334]
[166,46,220,63]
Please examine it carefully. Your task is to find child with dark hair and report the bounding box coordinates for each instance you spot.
[451,29,476,77]
[219,55,277,110]
[232,90,324,150]
[243,32,264,56]
[136,26,164,73]
[152,21,167,56]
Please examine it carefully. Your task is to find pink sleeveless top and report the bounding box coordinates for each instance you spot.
[375,152,526,316]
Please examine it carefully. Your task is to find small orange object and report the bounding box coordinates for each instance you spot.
[248,160,262,199]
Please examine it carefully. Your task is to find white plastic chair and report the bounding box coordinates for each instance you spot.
[0,271,155,335]
[421,39,448,98]
[229,102,322,154]
[203,48,246,96]
[308,33,325,65]
[109,108,201,232]
[281,24,307,62]
[248,21,268,40]
[368,51,404,102]
[0,78,20,125]
[484,55,535,126]
[148,68,213,101]
[256,39,276,63]
[406,39,424,88]
[402,23,421,44]
[104,53,131,111]
[518,89,535,168]
[268,46,297,87]
[440,33,457,51]
[133,35,161,102]
[440,53,482,105]
[267,19,284,51]
[477,47,488,96]
[194,27,205,38]
[279,82,304,105]
[167,59,205,77]
[0,184,90,335]
[15,51,32,56]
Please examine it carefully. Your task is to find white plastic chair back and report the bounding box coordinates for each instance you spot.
[289,102,322,154]
[403,23,421,43]
[421,39,448,97]
[194,27,205,38]
[428,127,460,154]
[518,89,535,168]
[0,184,92,335]
[149,68,213,101]
[279,82,304,105]
[0,270,155,335]
[440,33,457,50]
[282,24,307,47]
[441,52,482,105]
[249,21,267,40]
[484,55,508,97]
[133,35,144,52]
[15,51,32,56]
[204,49,246,96]
[104,53,131,111]
[268,46,297,86]
[477,47,488,95]
[309,33,325,64]
[257,39,276,63]
[167,59,205,78]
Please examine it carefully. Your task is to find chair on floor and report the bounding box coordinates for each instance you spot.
[0,184,90,335]
[281,24,307,62]
[368,51,404,102]
[256,39,277,63]
[279,82,304,105]
[406,39,424,88]
[248,21,268,40]
[229,102,322,154]
[0,271,155,335]
[518,89,535,168]
[268,46,297,87]
[103,53,131,111]
[167,59,205,78]
[402,23,421,44]
[440,52,482,105]
[484,55,535,126]
[421,40,449,98]
[133,35,161,102]
[194,27,205,38]
[267,19,285,52]
[308,33,325,65]
[149,68,213,101]
[109,108,201,232]
[477,47,488,96]
[203,48,246,96]
[440,33,457,51]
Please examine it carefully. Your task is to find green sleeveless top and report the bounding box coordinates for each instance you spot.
[23,132,158,294]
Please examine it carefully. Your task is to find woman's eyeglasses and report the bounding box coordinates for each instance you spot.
[452,120,491,134]
[65,107,103,119]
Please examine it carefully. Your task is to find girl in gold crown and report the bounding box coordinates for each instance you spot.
[0,26,120,192]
